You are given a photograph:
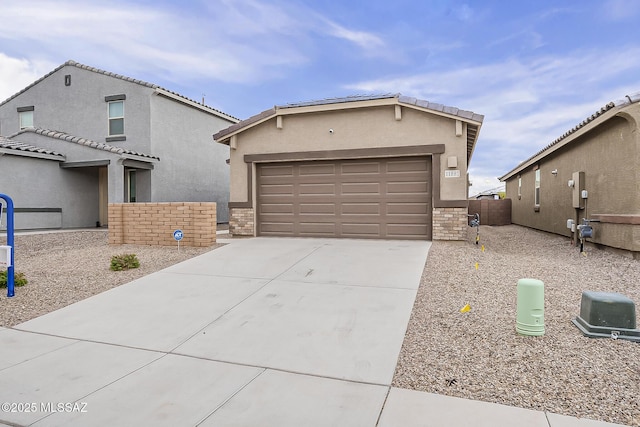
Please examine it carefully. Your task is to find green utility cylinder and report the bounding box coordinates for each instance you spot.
[516,278,545,336]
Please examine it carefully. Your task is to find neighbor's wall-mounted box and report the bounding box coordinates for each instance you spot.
[572,171,585,209]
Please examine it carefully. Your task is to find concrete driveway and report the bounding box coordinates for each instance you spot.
[1,237,430,426]
[1,236,629,427]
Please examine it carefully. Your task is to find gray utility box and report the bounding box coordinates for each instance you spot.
[572,291,640,342]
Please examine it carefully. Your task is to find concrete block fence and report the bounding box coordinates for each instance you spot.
[108,202,217,247]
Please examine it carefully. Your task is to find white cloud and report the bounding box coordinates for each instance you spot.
[323,20,385,50]
[0,0,384,88]
[345,46,640,189]
[0,54,58,102]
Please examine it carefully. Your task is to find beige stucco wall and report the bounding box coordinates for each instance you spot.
[229,105,471,204]
[505,109,640,253]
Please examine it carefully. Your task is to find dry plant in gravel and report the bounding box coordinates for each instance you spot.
[0,231,222,327]
[394,225,640,426]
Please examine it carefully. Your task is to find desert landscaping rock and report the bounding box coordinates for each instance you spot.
[394,225,640,427]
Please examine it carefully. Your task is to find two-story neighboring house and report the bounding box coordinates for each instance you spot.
[0,60,238,229]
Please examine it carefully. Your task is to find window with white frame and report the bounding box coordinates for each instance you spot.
[108,100,124,136]
[17,106,34,129]
[19,111,34,129]
[517,176,522,199]
[534,168,541,206]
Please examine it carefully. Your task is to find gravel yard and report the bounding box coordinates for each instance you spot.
[0,230,221,327]
[2,226,639,425]
[394,225,640,426]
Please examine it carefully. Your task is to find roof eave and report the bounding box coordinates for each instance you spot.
[0,147,65,161]
[499,106,623,181]
[154,89,239,123]
[214,96,484,146]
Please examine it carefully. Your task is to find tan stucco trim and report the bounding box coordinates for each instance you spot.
[216,98,483,144]
[432,154,468,208]
[592,214,640,225]
[243,144,445,163]
[228,166,252,208]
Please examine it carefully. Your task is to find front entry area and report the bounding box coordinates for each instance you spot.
[256,156,432,240]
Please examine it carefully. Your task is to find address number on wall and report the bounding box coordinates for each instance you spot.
[444,170,461,178]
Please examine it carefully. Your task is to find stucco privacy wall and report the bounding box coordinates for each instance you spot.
[219,96,482,240]
[501,94,640,255]
[108,202,216,247]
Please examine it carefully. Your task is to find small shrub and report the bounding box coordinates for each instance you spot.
[0,270,28,288]
[110,253,140,271]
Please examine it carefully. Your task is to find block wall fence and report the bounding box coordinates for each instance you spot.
[468,199,512,226]
[108,202,217,247]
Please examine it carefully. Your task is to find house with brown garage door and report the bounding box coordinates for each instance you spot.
[499,91,640,257]
[213,94,484,241]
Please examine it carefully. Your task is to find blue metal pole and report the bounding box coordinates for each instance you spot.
[0,194,15,298]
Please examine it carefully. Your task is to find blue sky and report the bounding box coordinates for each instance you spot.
[1,0,640,195]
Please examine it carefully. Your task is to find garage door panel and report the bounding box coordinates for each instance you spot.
[341,223,381,236]
[260,203,294,214]
[299,164,336,176]
[299,222,337,235]
[299,203,335,214]
[299,183,336,195]
[341,182,381,194]
[342,203,380,215]
[387,181,430,194]
[341,162,381,174]
[387,159,430,172]
[257,157,432,240]
[259,165,295,177]
[260,184,295,195]
[387,202,429,214]
[384,215,430,224]
[260,222,295,234]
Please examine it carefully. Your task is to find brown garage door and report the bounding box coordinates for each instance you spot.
[257,157,432,240]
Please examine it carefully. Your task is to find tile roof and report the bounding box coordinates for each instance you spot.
[214,93,483,140]
[500,91,640,181]
[0,135,65,159]
[0,60,239,122]
[9,128,160,161]
[213,93,484,162]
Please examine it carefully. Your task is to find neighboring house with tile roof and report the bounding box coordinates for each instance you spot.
[214,94,484,241]
[499,91,640,257]
[0,60,238,229]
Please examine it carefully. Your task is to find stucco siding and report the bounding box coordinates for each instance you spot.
[149,95,231,222]
[506,115,639,252]
[0,154,99,229]
[230,106,468,204]
[0,65,153,155]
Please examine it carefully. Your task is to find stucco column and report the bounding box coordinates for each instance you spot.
[108,161,126,203]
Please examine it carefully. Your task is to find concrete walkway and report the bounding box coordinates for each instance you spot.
[0,237,630,426]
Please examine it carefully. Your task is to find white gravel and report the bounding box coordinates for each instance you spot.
[394,225,640,427]
[0,230,222,327]
[2,226,639,425]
